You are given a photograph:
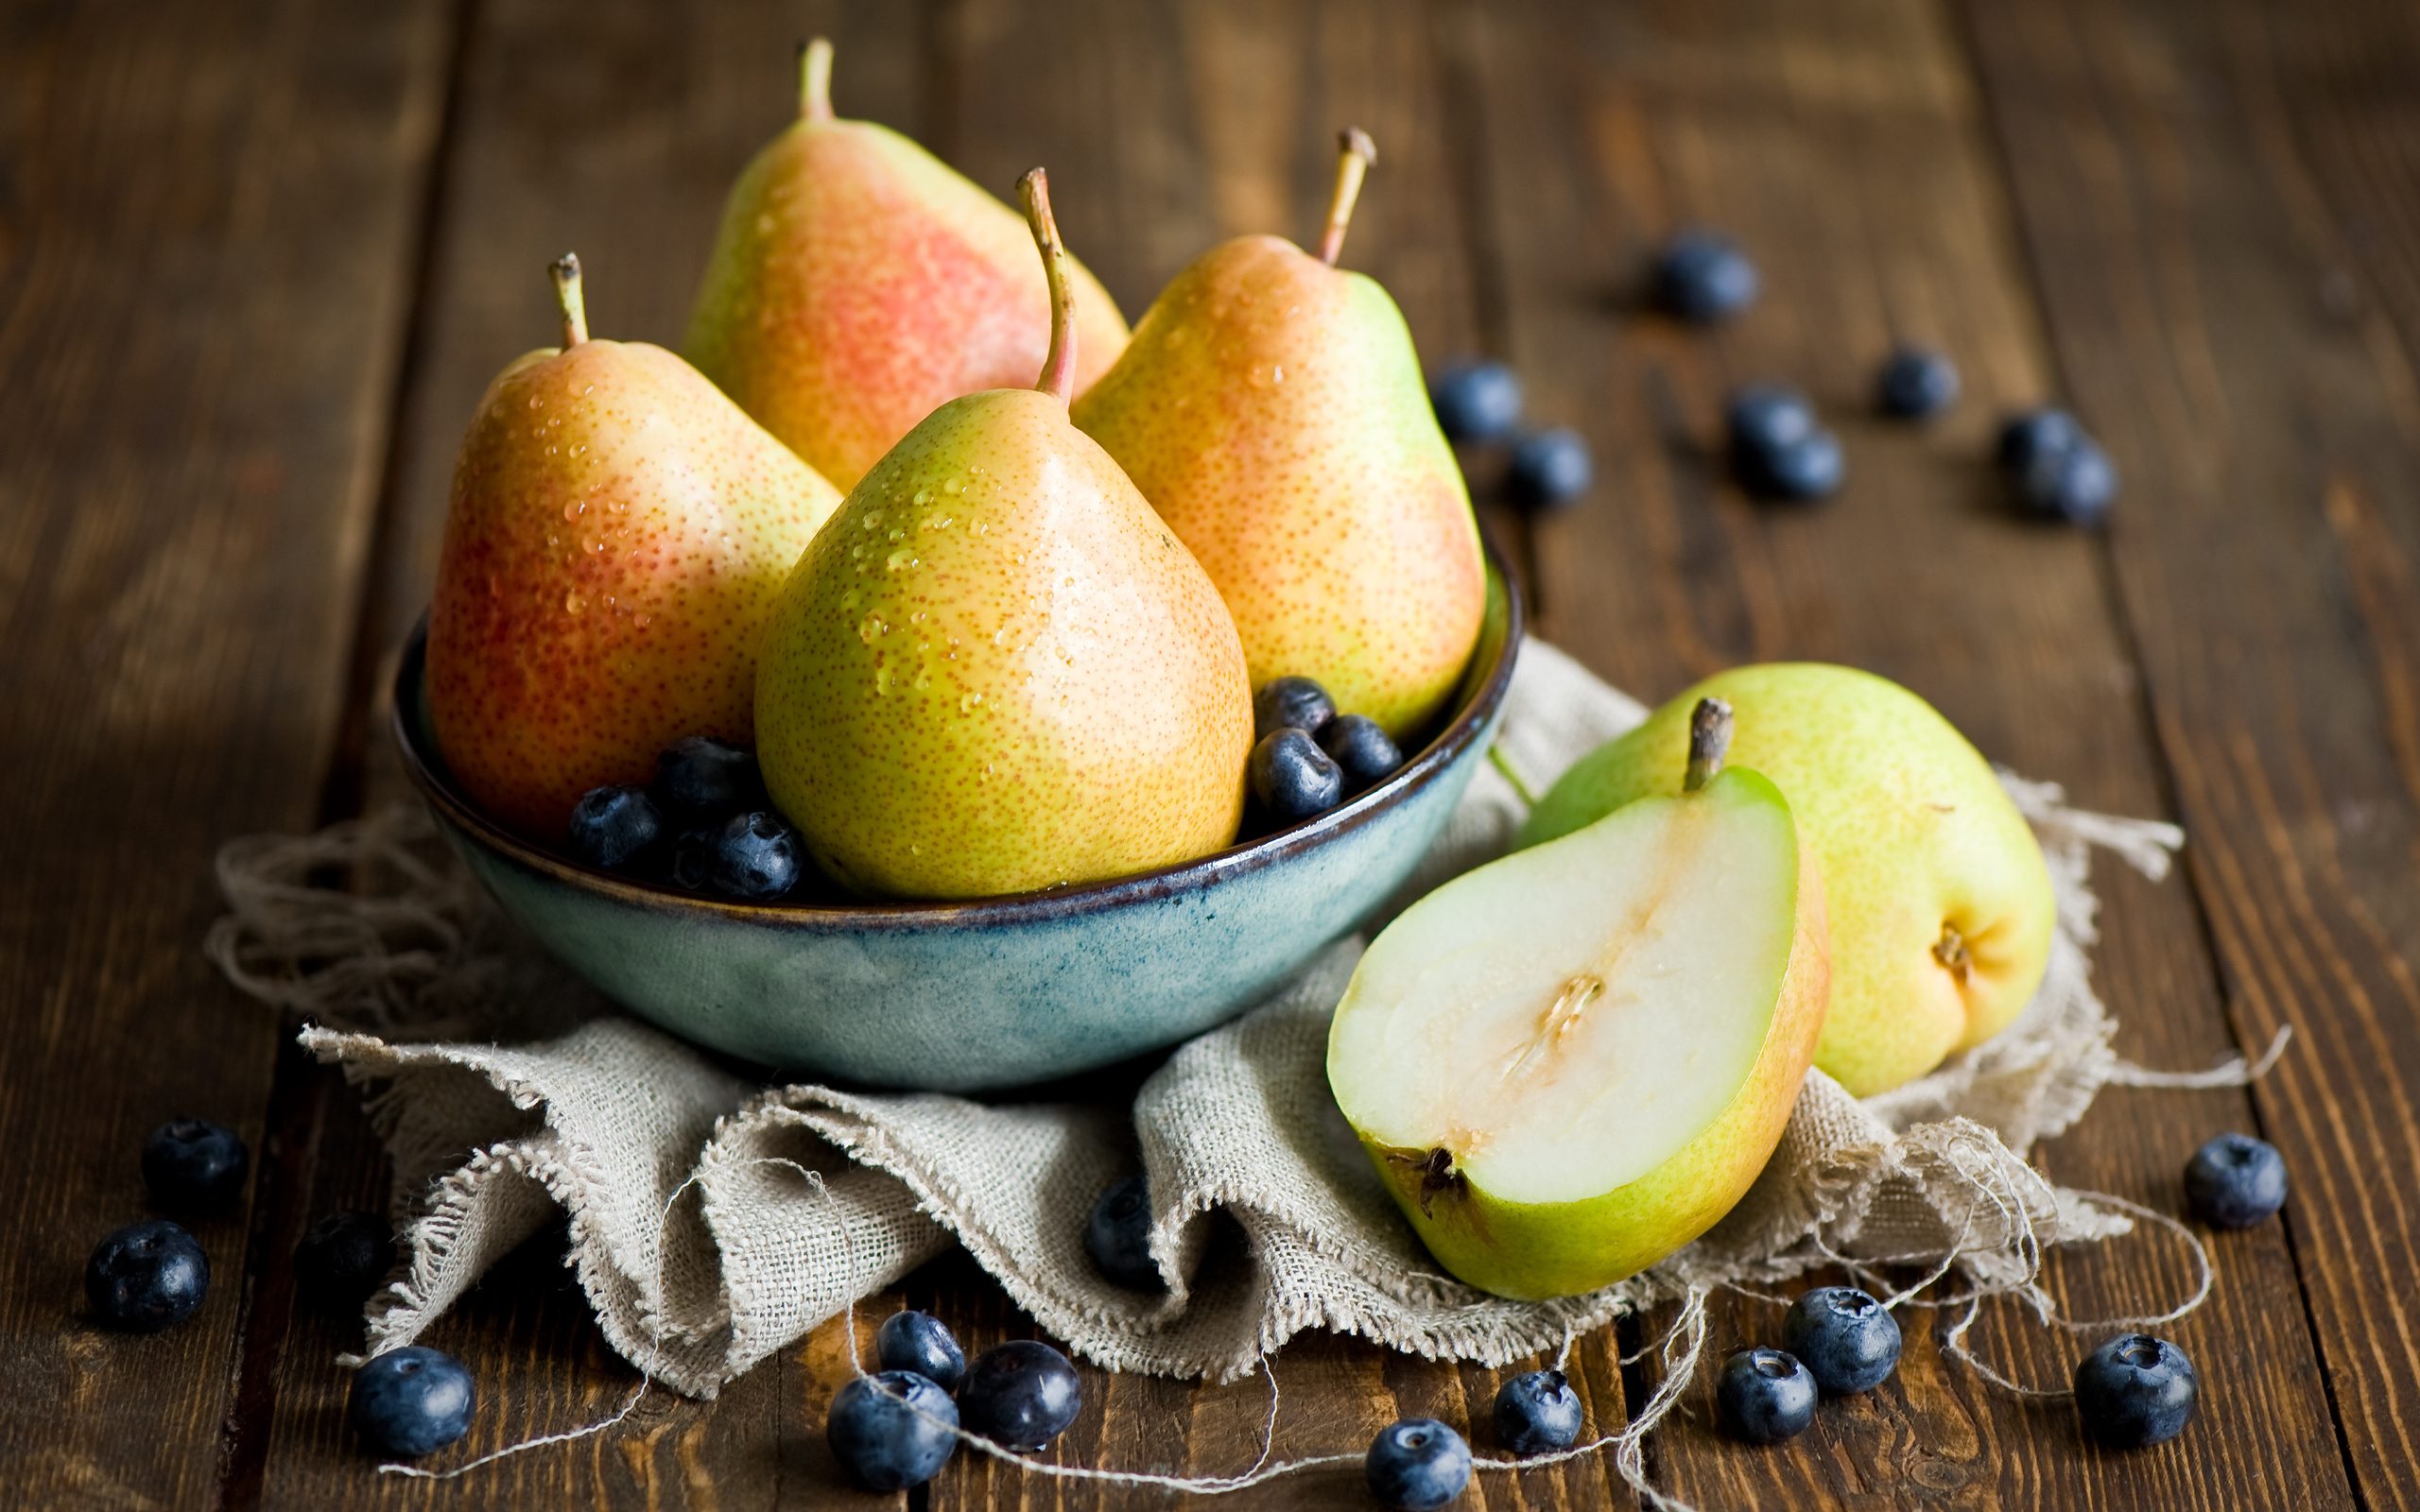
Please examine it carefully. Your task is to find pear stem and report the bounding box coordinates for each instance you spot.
[800,38,834,122]
[1317,127,1378,266]
[1684,696,1733,792]
[1017,167,1079,405]
[549,253,588,347]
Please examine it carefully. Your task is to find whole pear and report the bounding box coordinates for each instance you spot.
[1330,701,1829,1299]
[1072,130,1484,739]
[427,255,843,839]
[1518,663,2055,1097]
[754,169,1253,899]
[683,39,1131,491]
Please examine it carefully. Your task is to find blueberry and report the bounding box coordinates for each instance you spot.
[2017,438,2117,526]
[654,736,764,820]
[1745,429,1845,502]
[875,1310,968,1394]
[959,1339,1083,1451]
[1429,360,1525,443]
[1506,427,1594,510]
[1250,729,1344,821]
[2073,1333,2198,1450]
[1717,1348,1817,1444]
[1084,1173,1160,1291]
[1995,407,2084,472]
[710,812,801,900]
[827,1369,959,1490]
[1253,676,1336,742]
[142,1118,249,1213]
[349,1346,475,1458]
[2184,1132,2288,1228]
[1876,347,1961,418]
[1726,384,1818,459]
[1655,231,1759,321]
[1494,1368,1582,1456]
[1364,1418,1471,1511]
[1315,714,1403,794]
[1783,1286,1902,1395]
[567,783,662,869]
[85,1220,208,1332]
[294,1211,395,1313]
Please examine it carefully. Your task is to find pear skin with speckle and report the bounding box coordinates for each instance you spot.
[1072,234,1484,740]
[427,337,842,840]
[683,56,1129,492]
[754,387,1253,900]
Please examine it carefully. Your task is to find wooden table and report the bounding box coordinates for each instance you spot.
[5,0,2413,1505]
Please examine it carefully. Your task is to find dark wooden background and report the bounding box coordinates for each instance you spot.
[4,0,2415,1506]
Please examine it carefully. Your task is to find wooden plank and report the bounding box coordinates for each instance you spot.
[1449,0,2360,1505]
[920,2,1610,1506]
[0,0,454,1505]
[915,1250,1630,1510]
[244,2,928,1507]
[1962,1,2420,1505]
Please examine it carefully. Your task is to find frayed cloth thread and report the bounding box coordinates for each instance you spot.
[210,639,2271,1504]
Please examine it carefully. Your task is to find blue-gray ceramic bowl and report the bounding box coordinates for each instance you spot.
[392,553,1521,1091]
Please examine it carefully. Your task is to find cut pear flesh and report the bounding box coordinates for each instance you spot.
[1327,765,1828,1299]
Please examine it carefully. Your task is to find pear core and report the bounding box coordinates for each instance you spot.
[1331,769,1801,1209]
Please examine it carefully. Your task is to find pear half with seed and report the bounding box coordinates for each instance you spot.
[1326,699,1829,1300]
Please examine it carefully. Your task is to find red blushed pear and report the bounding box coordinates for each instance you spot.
[426,254,843,839]
[1073,129,1485,740]
[683,38,1132,491]
[753,170,1253,901]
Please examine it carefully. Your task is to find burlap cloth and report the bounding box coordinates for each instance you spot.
[212,639,2210,1400]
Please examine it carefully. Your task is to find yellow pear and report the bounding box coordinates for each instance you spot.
[1519,663,2056,1097]
[1072,130,1484,739]
[1330,700,1829,1299]
[753,170,1253,899]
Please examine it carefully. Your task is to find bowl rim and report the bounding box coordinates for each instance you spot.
[391,543,1523,932]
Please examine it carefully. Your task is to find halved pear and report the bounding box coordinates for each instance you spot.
[1326,704,1828,1300]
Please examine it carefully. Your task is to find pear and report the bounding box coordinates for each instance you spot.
[753,169,1253,900]
[1518,663,2056,1098]
[683,39,1132,491]
[1328,699,1829,1300]
[425,254,843,838]
[1072,129,1485,740]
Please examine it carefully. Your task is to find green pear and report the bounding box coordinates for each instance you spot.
[683,39,1131,492]
[1072,129,1484,739]
[753,169,1253,900]
[1329,699,1829,1299]
[1518,663,2055,1098]
[426,255,842,838]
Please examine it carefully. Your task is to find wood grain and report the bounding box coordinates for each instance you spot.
[245,3,927,1506]
[9,0,2411,1505]
[1964,0,2420,1504]
[0,0,452,1505]
[1448,0,2358,1505]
